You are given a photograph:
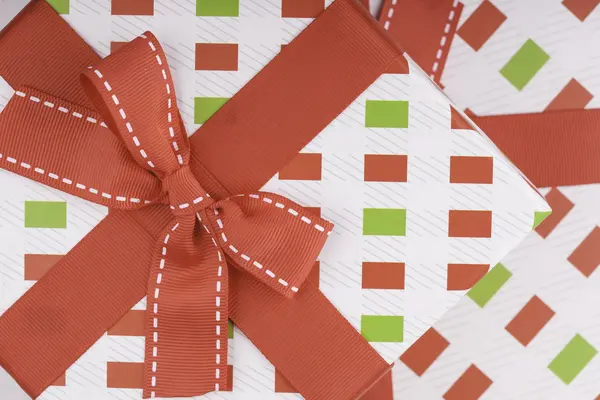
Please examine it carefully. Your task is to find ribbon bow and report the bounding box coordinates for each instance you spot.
[0,1,401,399]
[76,33,334,397]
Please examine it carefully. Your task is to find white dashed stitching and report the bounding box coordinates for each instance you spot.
[0,153,149,204]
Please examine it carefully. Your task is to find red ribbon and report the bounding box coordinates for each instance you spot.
[0,0,402,398]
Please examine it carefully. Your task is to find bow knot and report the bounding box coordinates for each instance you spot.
[73,31,335,397]
[162,165,213,215]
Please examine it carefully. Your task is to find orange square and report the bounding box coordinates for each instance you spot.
[24,254,62,281]
[279,153,322,180]
[364,154,408,182]
[107,362,143,389]
[535,188,573,238]
[444,365,492,400]
[195,43,238,71]
[400,327,449,376]
[282,0,324,18]
[448,210,492,238]
[450,156,493,184]
[457,0,506,51]
[546,78,593,111]
[568,227,600,277]
[111,0,154,15]
[563,0,600,21]
[505,295,555,346]
[451,106,472,129]
[447,264,489,290]
[362,262,405,289]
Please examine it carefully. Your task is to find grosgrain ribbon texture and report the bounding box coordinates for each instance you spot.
[0,0,403,399]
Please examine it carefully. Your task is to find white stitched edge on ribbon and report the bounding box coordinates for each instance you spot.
[213,193,332,293]
[14,90,108,128]
[150,222,179,398]
[170,194,210,211]
[0,152,148,204]
[430,0,460,78]
[197,213,224,392]
[143,36,183,165]
[245,193,331,235]
[91,67,156,170]
[382,0,398,30]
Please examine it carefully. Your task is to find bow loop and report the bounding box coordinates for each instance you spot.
[207,192,333,298]
[81,32,189,177]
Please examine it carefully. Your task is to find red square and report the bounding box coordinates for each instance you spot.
[24,254,62,281]
[563,0,600,21]
[568,226,600,277]
[546,78,593,111]
[107,362,143,389]
[448,210,492,238]
[282,0,324,18]
[279,153,322,180]
[505,296,555,346]
[535,188,574,238]
[457,0,506,51]
[447,264,489,290]
[364,154,408,182]
[111,0,154,15]
[450,156,493,184]
[362,262,405,289]
[400,327,450,376]
[444,365,492,400]
[195,43,238,71]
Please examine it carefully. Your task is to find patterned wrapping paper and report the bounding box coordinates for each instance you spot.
[0,0,548,398]
[383,1,600,399]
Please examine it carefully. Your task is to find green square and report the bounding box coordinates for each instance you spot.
[365,100,409,128]
[467,263,512,307]
[548,334,597,384]
[194,97,230,124]
[228,320,234,339]
[24,201,67,229]
[363,209,406,236]
[500,39,550,90]
[361,315,403,342]
[534,210,552,229]
[46,0,70,14]
[196,0,239,16]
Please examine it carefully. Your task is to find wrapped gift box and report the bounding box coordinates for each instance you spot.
[0,0,548,398]
[379,1,600,398]
[391,186,600,399]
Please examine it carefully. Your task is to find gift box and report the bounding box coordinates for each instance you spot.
[379,1,600,398]
[0,1,548,399]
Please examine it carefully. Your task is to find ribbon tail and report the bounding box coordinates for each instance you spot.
[0,211,153,398]
[143,213,228,398]
[471,110,600,187]
[230,271,391,400]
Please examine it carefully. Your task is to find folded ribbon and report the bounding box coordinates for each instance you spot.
[0,1,401,398]
[81,33,334,397]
